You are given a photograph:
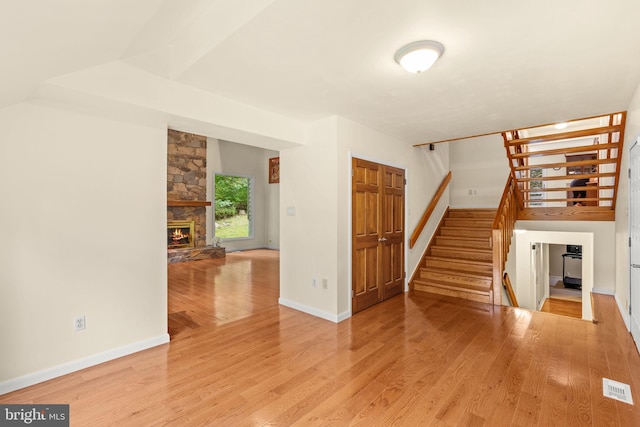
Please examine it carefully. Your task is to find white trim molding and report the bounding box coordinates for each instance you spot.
[0,334,169,395]
[279,298,350,323]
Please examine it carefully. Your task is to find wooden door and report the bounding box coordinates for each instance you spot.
[352,158,405,313]
[380,165,405,299]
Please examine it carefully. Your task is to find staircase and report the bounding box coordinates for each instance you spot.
[412,208,496,304]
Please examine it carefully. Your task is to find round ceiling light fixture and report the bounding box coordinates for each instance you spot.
[394,40,444,73]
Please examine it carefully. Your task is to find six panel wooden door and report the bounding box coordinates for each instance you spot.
[352,158,405,314]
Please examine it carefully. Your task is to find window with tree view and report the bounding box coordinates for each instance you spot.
[214,174,253,240]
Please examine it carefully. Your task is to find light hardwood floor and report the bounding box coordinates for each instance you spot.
[540,297,582,319]
[1,249,640,426]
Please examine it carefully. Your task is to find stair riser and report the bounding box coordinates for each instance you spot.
[419,272,492,288]
[430,247,493,262]
[448,210,496,219]
[424,259,493,275]
[444,219,493,228]
[435,237,491,249]
[413,283,492,304]
[409,208,497,306]
[439,228,492,238]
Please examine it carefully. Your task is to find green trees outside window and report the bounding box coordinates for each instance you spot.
[214,174,252,239]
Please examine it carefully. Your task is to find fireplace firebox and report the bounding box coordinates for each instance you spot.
[167,221,195,249]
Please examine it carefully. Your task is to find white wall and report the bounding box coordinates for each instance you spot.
[616,81,640,327]
[206,138,279,251]
[278,116,450,321]
[279,117,339,320]
[549,244,566,277]
[513,229,594,320]
[449,134,510,208]
[515,221,615,295]
[0,102,168,392]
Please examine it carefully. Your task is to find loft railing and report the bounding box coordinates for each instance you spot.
[491,174,519,305]
[409,171,451,249]
[502,111,625,221]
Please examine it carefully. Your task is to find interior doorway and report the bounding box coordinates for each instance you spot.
[548,244,582,310]
[514,230,593,320]
[528,241,583,319]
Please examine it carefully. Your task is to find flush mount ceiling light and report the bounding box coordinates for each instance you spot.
[394,40,444,73]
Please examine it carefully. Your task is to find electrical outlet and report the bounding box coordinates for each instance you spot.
[74,315,86,332]
[312,279,317,288]
[322,279,328,289]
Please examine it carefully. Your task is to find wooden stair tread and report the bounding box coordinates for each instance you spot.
[413,279,492,295]
[423,257,493,276]
[434,236,491,249]
[419,271,492,288]
[424,256,492,267]
[435,235,489,242]
[444,219,493,228]
[430,247,493,262]
[411,208,497,305]
[431,245,492,254]
[440,226,492,231]
[439,230,492,239]
[448,209,497,217]
[420,267,492,281]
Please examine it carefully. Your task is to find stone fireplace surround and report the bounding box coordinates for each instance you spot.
[167,129,224,263]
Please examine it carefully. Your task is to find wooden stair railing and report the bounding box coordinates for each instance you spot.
[502,272,518,307]
[491,174,519,305]
[501,111,626,221]
[409,171,452,249]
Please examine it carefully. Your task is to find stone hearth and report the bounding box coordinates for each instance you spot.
[168,246,225,264]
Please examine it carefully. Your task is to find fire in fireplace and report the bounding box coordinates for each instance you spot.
[167,221,195,249]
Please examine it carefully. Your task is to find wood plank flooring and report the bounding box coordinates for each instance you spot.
[540,297,582,319]
[1,249,639,426]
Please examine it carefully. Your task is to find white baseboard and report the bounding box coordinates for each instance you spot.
[0,333,170,396]
[226,246,280,252]
[615,293,631,331]
[592,288,615,296]
[336,310,351,322]
[278,298,350,323]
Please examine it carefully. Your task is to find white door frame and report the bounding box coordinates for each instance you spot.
[629,140,640,353]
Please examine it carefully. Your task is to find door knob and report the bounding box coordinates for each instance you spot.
[379,237,388,242]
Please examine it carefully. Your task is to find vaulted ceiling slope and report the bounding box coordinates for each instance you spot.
[4,0,640,144]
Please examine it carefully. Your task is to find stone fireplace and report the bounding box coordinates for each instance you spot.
[167,130,224,263]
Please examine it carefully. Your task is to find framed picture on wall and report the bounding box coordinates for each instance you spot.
[269,157,280,184]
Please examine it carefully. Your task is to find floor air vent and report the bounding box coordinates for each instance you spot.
[603,378,634,405]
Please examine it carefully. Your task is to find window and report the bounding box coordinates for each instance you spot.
[529,168,544,206]
[214,174,253,240]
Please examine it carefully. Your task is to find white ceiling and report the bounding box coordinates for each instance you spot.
[4,0,640,144]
